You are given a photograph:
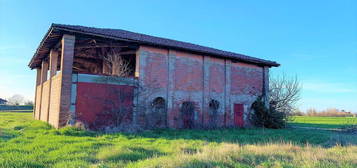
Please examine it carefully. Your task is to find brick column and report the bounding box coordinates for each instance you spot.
[132,49,141,125]
[224,59,232,127]
[202,56,210,127]
[34,68,41,119]
[45,49,59,122]
[58,34,75,127]
[37,61,48,120]
[263,66,269,108]
[49,50,59,77]
[41,61,49,83]
[167,50,175,128]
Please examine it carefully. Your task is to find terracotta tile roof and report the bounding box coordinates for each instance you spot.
[29,23,280,68]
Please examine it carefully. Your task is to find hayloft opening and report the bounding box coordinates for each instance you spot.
[71,35,138,77]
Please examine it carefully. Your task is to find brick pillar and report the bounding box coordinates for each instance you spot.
[58,34,75,127]
[34,68,41,119]
[224,59,232,127]
[45,49,59,122]
[50,50,59,77]
[202,56,210,127]
[167,50,175,128]
[37,61,49,120]
[132,49,141,125]
[263,66,269,108]
[41,61,49,83]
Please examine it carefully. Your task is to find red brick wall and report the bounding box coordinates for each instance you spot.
[40,80,50,121]
[174,51,203,91]
[209,57,225,93]
[138,46,265,129]
[75,82,134,130]
[48,74,62,128]
[142,46,169,88]
[231,62,263,96]
[35,85,42,120]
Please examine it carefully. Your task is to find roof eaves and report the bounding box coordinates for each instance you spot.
[30,24,280,68]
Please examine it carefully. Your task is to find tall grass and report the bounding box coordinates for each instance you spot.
[0,112,356,168]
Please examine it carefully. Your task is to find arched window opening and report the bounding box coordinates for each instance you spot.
[148,97,167,128]
[208,99,220,128]
[209,99,220,111]
[181,101,195,129]
[152,97,165,109]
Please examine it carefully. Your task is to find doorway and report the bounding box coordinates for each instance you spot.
[234,104,244,127]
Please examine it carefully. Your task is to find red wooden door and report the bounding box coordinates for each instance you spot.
[234,104,244,127]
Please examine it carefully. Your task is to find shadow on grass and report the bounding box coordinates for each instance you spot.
[288,123,349,129]
[0,128,21,141]
[128,128,333,146]
[99,146,166,162]
[40,122,357,148]
[179,153,295,168]
[181,160,235,168]
[52,126,97,137]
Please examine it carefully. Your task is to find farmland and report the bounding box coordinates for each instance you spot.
[289,116,357,129]
[0,112,356,168]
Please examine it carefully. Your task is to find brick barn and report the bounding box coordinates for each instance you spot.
[29,24,279,130]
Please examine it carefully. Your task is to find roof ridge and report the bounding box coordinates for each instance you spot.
[29,23,279,68]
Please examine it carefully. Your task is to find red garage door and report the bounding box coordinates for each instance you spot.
[234,104,244,127]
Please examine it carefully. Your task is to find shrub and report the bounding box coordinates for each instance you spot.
[54,126,97,137]
[250,96,287,129]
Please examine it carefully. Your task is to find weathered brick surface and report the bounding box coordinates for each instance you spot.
[206,57,226,127]
[32,38,269,130]
[142,47,169,88]
[58,35,75,127]
[209,57,225,93]
[35,85,42,119]
[75,82,134,130]
[230,62,263,127]
[48,73,62,128]
[40,80,50,121]
[174,51,203,91]
[136,46,170,128]
[231,62,263,96]
[138,45,266,129]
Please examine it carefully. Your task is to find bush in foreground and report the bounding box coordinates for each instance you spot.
[250,96,287,129]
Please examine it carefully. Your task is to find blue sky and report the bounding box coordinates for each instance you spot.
[0,0,356,112]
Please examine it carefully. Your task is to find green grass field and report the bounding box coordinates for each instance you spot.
[289,116,357,129]
[0,112,356,168]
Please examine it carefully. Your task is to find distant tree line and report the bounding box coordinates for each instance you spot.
[0,94,33,106]
[292,108,355,117]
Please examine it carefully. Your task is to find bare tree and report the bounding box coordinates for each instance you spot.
[269,74,301,115]
[103,49,133,77]
[24,100,34,106]
[7,94,25,105]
